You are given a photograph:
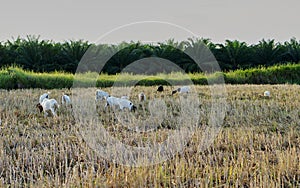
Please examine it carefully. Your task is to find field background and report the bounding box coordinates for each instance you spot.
[0,84,299,187]
[1,36,300,187]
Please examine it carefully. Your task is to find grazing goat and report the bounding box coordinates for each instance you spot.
[39,92,50,104]
[172,86,190,95]
[62,94,71,105]
[138,92,146,102]
[118,98,137,111]
[264,91,271,97]
[157,85,164,92]
[95,89,109,102]
[105,96,136,111]
[105,96,120,109]
[36,98,59,117]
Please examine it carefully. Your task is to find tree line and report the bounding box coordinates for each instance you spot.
[0,36,299,74]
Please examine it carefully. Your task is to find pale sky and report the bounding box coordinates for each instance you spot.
[0,0,299,44]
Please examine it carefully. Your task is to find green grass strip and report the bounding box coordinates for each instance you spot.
[0,63,299,89]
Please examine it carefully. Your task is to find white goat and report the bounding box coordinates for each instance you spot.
[95,89,109,102]
[39,92,50,104]
[62,94,71,106]
[138,92,146,102]
[118,98,136,111]
[264,91,271,97]
[105,96,120,109]
[172,86,190,95]
[37,98,59,117]
[105,96,136,111]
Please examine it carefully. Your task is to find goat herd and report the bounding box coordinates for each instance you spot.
[35,85,193,118]
[35,85,271,118]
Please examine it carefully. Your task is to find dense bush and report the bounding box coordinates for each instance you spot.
[0,36,300,74]
[0,64,298,89]
[225,64,300,84]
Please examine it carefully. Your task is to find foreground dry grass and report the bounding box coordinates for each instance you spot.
[0,84,299,187]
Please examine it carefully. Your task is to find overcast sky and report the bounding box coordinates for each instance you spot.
[1,0,299,44]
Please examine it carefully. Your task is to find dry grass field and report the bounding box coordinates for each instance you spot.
[0,84,299,187]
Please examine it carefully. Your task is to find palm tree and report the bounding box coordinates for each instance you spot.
[214,40,252,71]
[164,38,186,51]
[252,39,285,66]
[103,42,150,74]
[184,38,217,73]
[15,35,44,71]
[153,43,193,72]
[3,37,23,67]
[0,42,6,67]
[282,38,300,63]
[59,40,91,73]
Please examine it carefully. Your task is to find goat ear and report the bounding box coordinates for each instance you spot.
[131,105,137,112]
[36,103,43,113]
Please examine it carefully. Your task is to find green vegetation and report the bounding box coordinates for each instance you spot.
[225,63,300,84]
[0,63,299,89]
[1,36,300,74]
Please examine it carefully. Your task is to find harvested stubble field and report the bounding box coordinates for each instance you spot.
[0,84,299,187]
